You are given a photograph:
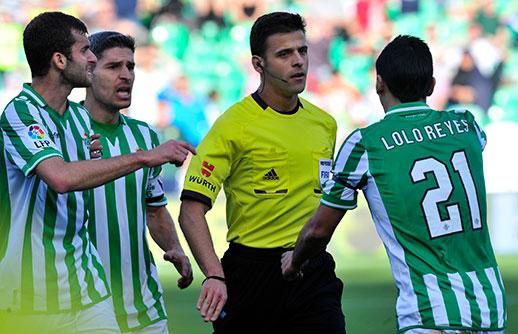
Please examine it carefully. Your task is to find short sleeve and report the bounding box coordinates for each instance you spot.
[321,129,368,210]
[0,98,62,176]
[181,116,237,208]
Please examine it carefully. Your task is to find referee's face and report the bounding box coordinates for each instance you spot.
[261,30,308,97]
[89,47,135,112]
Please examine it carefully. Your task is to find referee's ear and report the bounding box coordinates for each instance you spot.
[252,56,264,74]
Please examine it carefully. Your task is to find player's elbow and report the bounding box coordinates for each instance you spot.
[45,174,73,193]
[35,157,76,193]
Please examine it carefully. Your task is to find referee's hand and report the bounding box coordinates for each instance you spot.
[281,251,303,281]
[198,278,227,322]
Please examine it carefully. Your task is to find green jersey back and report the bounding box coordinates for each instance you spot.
[88,115,167,332]
[322,102,506,332]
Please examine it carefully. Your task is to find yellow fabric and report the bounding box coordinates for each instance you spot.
[183,95,336,248]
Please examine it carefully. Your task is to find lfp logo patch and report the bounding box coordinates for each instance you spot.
[28,125,45,139]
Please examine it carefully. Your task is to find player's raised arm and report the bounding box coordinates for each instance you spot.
[35,139,195,193]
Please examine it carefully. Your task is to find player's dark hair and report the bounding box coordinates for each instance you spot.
[250,12,305,57]
[376,35,434,102]
[23,11,88,77]
[89,31,135,59]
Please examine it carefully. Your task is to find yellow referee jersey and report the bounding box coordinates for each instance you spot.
[181,93,336,248]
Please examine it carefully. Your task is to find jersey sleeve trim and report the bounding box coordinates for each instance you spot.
[146,194,168,207]
[180,189,212,209]
[23,150,62,176]
[320,198,357,210]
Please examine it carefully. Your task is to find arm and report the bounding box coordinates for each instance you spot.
[147,205,193,289]
[281,204,346,280]
[178,199,226,322]
[35,139,196,193]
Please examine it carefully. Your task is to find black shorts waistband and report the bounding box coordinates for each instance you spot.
[226,243,332,267]
[227,242,292,260]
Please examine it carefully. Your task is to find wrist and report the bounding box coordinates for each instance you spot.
[202,275,226,285]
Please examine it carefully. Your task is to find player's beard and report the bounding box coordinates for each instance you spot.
[61,61,92,88]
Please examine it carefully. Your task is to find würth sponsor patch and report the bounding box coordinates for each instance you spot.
[188,175,217,192]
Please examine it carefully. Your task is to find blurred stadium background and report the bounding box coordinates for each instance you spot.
[0,0,516,332]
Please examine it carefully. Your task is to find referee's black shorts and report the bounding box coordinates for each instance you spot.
[213,242,345,334]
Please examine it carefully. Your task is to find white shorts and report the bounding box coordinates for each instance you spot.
[0,297,119,334]
[404,329,505,334]
[129,319,169,334]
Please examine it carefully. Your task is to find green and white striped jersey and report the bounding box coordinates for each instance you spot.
[87,115,167,332]
[323,102,506,333]
[0,84,110,313]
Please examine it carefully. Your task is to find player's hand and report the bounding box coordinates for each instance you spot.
[197,278,227,322]
[281,251,303,281]
[89,134,103,159]
[163,249,193,289]
[145,140,197,167]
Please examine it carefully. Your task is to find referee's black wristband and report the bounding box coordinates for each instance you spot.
[202,276,226,285]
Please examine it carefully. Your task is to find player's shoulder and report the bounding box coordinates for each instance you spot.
[1,93,36,124]
[121,114,160,135]
[122,114,150,127]
[442,107,476,122]
[68,100,91,118]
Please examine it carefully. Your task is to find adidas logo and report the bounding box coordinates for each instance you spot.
[263,168,279,181]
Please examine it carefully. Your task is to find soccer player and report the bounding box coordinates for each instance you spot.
[179,12,345,334]
[281,35,507,334]
[84,31,193,333]
[0,12,194,333]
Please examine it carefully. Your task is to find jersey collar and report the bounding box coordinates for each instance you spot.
[251,91,303,114]
[79,100,127,126]
[21,83,47,108]
[384,101,432,118]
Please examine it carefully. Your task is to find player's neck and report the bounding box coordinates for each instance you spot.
[380,94,426,112]
[258,87,298,113]
[84,95,120,125]
[31,76,73,115]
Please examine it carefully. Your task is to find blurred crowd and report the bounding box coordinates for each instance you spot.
[1,0,517,192]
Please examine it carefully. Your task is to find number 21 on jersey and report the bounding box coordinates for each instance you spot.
[410,150,482,238]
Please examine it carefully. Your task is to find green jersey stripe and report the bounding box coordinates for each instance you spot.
[477,270,498,327]
[423,274,449,325]
[467,271,490,327]
[43,190,59,311]
[439,274,462,326]
[118,131,152,326]
[20,178,39,311]
[486,268,506,327]
[447,272,472,327]
[0,146,11,261]
[460,272,481,328]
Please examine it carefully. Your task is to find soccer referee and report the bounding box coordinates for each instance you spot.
[179,12,345,334]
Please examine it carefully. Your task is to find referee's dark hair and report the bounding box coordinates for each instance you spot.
[250,12,306,57]
[89,31,135,59]
[23,11,88,77]
[376,35,434,102]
